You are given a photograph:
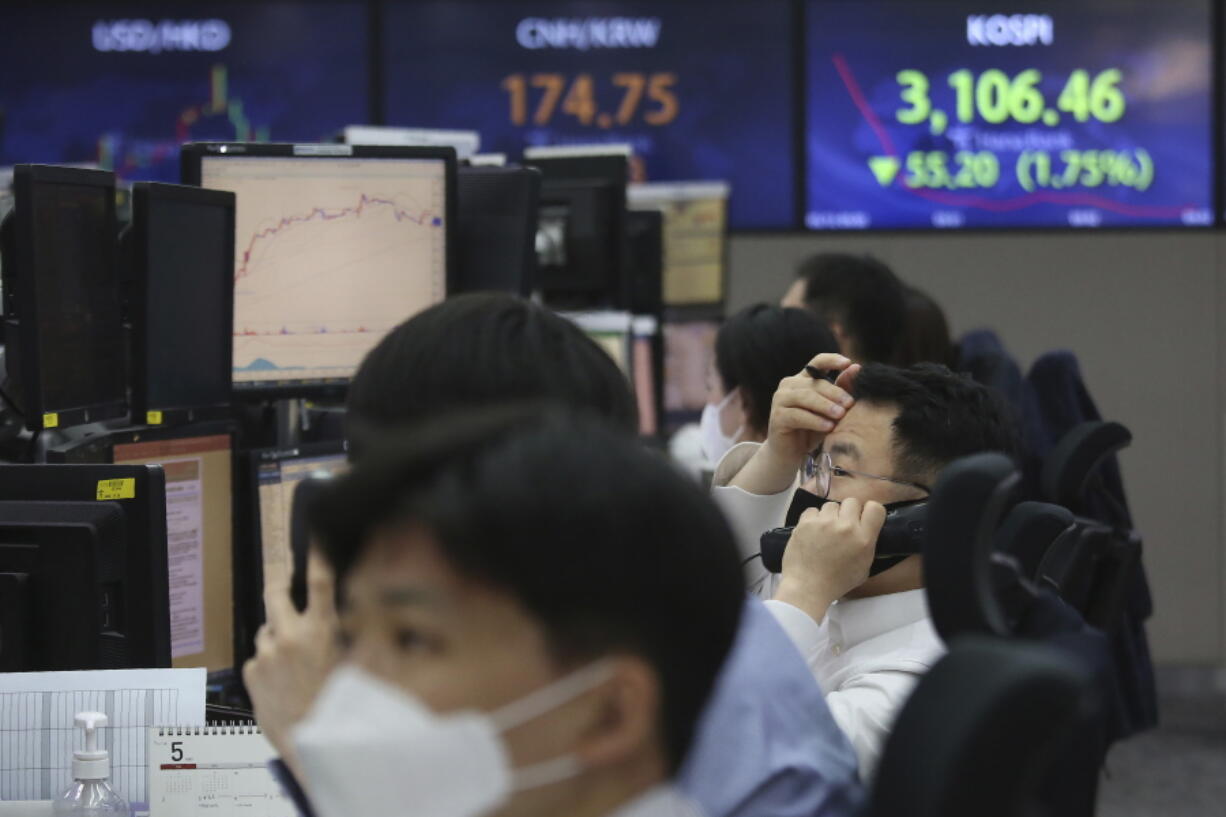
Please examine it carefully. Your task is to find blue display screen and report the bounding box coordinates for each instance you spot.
[804,0,1213,229]
[0,3,369,182]
[381,0,796,229]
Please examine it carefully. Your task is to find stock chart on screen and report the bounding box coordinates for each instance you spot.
[0,3,368,181]
[199,156,447,387]
[380,0,795,229]
[805,0,1213,229]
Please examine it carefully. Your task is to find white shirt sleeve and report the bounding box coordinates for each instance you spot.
[709,442,795,598]
[763,599,824,673]
[824,671,923,782]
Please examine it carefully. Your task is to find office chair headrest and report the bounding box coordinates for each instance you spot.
[1041,421,1131,512]
[995,501,1076,581]
[925,452,1020,641]
[865,637,1094,817]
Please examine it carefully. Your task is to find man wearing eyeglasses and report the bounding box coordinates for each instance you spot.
[710,354,1018,779]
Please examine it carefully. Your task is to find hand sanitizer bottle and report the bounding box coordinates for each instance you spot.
[53,712,129,815]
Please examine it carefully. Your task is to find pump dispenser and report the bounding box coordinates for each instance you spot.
[53,712,128,815]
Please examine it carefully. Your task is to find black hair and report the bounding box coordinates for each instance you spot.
[310,405,745,772]
[346,293,637,454]
[795,253,907,364]
[715,304,838,435]
[897,286,956,368]
[852,363,1019,483]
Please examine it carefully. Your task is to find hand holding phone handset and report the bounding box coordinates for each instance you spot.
[760,490,928,575]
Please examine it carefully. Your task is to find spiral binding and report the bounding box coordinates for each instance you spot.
[156,721,261,737]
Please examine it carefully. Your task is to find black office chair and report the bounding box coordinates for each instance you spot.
[863,637,1094,817]
[1040,421,1141,632]
[923,453,1117,817]
[996,501,1076,582]
[924,452,1022,641]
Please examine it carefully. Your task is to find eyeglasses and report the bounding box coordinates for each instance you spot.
[802,451,931,498]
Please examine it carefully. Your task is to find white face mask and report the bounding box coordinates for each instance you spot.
[292,661,613,817]
[699,390,743,463]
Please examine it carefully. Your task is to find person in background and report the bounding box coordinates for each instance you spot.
[781,253,907,364]
[711,356,1018,778]
[676,304,838,473]
[245,294,863,817]
[283,407,745,817]
[895,285,957,369]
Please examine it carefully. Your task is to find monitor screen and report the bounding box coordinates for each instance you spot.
[380,0,795,229]
[6,167,127,427]
[132,184,234,418]
[628,182,727,306]
[113,432,233,672]
[254,448,348,592]
[197,154,449,389]
[632,330,658,437]
[586,330,631,378]
[662,319,719,430]
[804,0,1213,229]
[0,2,369,181]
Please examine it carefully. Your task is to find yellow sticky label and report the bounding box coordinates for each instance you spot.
[96,478,136,501]
[42,413,59,429]
[146,411,164,425]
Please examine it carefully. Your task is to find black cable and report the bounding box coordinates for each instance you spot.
[742,552,762,567]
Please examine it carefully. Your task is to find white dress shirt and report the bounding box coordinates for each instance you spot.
[710,442,946,779]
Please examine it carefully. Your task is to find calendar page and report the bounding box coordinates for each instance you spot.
[147,726,295,817]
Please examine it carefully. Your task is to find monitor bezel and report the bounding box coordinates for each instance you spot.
[6,165,127,431]
[180,143,458,400]
[128,182,237,425]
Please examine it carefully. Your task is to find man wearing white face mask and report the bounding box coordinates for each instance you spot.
[266,406,747,817]
[679,304,838,480]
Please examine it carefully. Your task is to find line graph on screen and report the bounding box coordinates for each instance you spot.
[215,162,447,385]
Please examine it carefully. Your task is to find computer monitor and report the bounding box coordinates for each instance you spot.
[0,463,170,667]
[565,310,659,436]
[454,165,541,296]
[631,317,661,438]
[627,182,729,307]
[180,143,456,396]
[525,152,628,308]
[46,423,236,673]
[0,572,31,670]
[625,209,664,315]
[0,165,126,430]
[125,183,235,425]
[0,501,126,671]
[238,442,348,660]
[663,319,722,433]
[113,430,234,673]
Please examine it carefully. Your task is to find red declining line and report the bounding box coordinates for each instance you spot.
[237,194,438,280]
[829,53,1193,220]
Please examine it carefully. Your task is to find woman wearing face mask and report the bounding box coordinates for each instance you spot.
[682,305,839,472]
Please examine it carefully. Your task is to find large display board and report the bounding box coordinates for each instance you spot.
[381,0,795,229]
[0,2,369,181]
[804,0,1213,229]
